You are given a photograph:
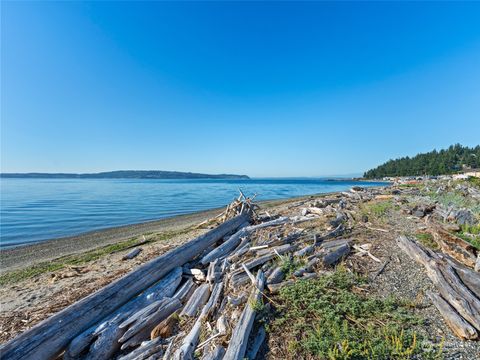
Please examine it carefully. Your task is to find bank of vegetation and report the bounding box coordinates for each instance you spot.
[364,144,480,179]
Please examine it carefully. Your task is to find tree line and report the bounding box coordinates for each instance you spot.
[364,144,480,179]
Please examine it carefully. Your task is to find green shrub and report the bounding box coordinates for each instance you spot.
[269,268,442,359]
[415,233,439,250]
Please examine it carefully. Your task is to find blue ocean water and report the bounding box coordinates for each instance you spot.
[0,178,387,248]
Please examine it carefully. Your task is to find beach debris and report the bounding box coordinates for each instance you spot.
[122,248,142,260]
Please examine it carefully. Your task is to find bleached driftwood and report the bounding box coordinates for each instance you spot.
[64,267,182,360]
[201,217,290,265]
[180,284,211,317]
[174,282,224,359]
[3,213,250,360]
[396,235,480,333]
[173,278,197,303]
[442,255,480,299]
[223,270,266,360]
[426,291,478,340]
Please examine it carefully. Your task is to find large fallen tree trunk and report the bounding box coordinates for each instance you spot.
[1,213,250,360]
[396,235,480,336]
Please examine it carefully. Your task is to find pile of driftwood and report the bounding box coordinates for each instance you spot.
[1,194,354,360]
[397,235,480,340]
[195,191,259,229]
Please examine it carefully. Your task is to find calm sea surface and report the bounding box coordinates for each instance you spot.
[0,178,387,248]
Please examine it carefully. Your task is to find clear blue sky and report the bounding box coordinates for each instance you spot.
[2,1,480,177]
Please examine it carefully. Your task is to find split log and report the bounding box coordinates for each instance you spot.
[119,299,169,330]
[206,259,220,284]
[426,291,478,340]
[119,298,182,347]
[122,248,142,260]
[3,213,249,360]
[180,284,211,317]
[64,267,182,360]
[294,258,319,277]
[230,272,252,288]
[201,217,289,265]
[442,255,480,299]
[396,235,480,332]
[174,282,224,359]
[322,243,350,266]
[260,276,281,290]
[318,224,346,242]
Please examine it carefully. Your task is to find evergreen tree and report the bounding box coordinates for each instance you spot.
[364,144,480,178]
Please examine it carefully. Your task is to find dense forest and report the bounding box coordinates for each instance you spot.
[0,170,250,180]
[364,144,480,179]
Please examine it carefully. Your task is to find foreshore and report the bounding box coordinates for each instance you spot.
[0,195,316,273]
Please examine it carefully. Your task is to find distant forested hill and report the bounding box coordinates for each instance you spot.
[0,170,250,180]
[364,144,480,179]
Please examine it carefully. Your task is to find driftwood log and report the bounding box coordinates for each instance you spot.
[1,213,250,360]
[174,281,224,359]
[396,235,480,337]
[224,270,266,360]
[426,291,478,340]
[64,267,182,359]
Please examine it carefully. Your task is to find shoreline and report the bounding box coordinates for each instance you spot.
[0,194,321,273]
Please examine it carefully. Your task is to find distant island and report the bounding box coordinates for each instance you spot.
[0,170,250,180]
[364,144,480,179]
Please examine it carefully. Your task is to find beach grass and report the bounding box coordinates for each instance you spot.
[0,227,193,286]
